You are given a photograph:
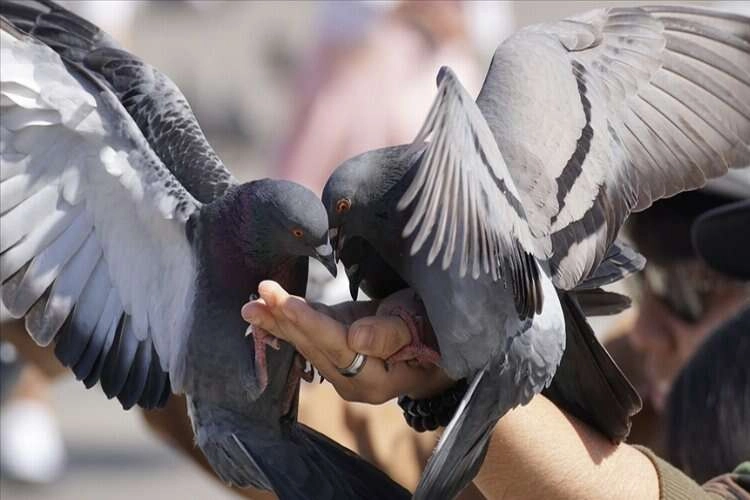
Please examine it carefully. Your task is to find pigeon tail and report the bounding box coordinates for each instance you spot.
[415,360,531,500]
[565,239,643,316]
[570,287,632,317]
[542,292,642,443]
[189,398,410,500]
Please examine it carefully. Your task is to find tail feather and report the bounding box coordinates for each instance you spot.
[571,287,632,316]
[415,362,526,500]
[191,401,410,500]
[542,292,642,443]
[416,290,642,499]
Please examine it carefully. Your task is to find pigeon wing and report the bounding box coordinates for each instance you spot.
[478,6,750,289]
[398,67,542,320]
[1,21,198,409]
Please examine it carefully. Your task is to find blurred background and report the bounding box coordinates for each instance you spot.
[1,1,746,499]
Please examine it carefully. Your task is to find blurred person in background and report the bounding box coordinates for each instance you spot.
[665,198,750,483]
[604,171,750,457]
[276,0,486,195]
[666,307,750,485]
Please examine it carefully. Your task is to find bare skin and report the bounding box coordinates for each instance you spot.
[244,280,660,500]
[242,282,453,403]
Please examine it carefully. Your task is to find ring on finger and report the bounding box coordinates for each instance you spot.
[337,352,368,378]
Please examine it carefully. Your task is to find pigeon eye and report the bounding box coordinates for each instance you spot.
[336,198,351,214]
[292,228,304,239]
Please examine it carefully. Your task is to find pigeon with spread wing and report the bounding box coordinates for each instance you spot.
[323,5,750,499]
[0,1,409,498]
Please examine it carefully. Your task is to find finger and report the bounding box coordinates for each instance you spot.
[241,301,278,333]
[257,280,290,312]
[255,297,401,403]
[241,296,268,321]
[348,316,412,359]
[259,282,360,369]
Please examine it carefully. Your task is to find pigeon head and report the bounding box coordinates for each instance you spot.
[323,144,423,255]
[215,179,336,277]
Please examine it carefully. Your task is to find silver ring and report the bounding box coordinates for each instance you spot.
[338,352,368,378]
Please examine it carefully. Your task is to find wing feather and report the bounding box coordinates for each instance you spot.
[0,23,198,408]
[54,258,109,366]
[477,6,750,288]
[398,67,543,319]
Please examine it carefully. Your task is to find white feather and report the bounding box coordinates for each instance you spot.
[0,204,81,282]
[0,184,59,252]
[69,259,111,342]
[0,28,199,390]
[28,232,102,346]
[3,210,92,317]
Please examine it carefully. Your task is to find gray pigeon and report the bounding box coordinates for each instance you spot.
[0,2,409,498]
[323,5,750,499]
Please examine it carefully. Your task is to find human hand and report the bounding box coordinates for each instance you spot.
[241,281,454,404]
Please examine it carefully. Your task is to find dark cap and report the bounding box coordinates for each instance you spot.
[691,199,750,281]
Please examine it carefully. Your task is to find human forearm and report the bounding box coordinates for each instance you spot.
[474,395,659,500]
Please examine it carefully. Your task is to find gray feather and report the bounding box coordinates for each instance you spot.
[54,259,110,366]
[570,288,632,317]
[477,5,750,289]
[100,315,139,399]
[190,399,410,499]
[575,239,646,290]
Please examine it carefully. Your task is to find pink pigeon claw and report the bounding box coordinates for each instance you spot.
[385,306,441,366]
[245,323,281,393]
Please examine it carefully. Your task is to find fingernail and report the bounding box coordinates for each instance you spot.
[352,325,374,351]
[241,304,253,320]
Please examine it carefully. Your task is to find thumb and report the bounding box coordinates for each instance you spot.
[348,316,411,359]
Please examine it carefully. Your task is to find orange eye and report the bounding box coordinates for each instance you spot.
[336,198,351,214]
[292,228,304,239]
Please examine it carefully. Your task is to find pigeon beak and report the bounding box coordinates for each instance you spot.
[330,226,346,264]
[328,227,341,262]
[345,264,361,301]
[314,242,337,277]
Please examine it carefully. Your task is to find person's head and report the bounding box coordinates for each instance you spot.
[626,188,749,412]
[665,307,750,482]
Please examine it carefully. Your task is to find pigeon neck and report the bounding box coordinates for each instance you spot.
[198,190,295,294]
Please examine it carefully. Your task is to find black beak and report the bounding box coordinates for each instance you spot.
[329,226,345,264]
[313,242,337,277]
[345,264,361,301]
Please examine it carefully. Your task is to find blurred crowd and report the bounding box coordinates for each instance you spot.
[1,1,748,499]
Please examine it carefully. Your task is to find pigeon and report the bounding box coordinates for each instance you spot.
[0,2,409,498]
[323,5,750,499]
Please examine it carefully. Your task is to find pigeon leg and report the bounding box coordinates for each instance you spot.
[386,306,441,366]
[245,324,280,393]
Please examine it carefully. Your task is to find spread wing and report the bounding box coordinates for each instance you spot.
[476,5,750,289]
[398,67,543,320]
[0,21,198,409]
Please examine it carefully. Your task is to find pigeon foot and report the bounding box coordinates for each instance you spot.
[386,306,441,366]
[245,324,280,393]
